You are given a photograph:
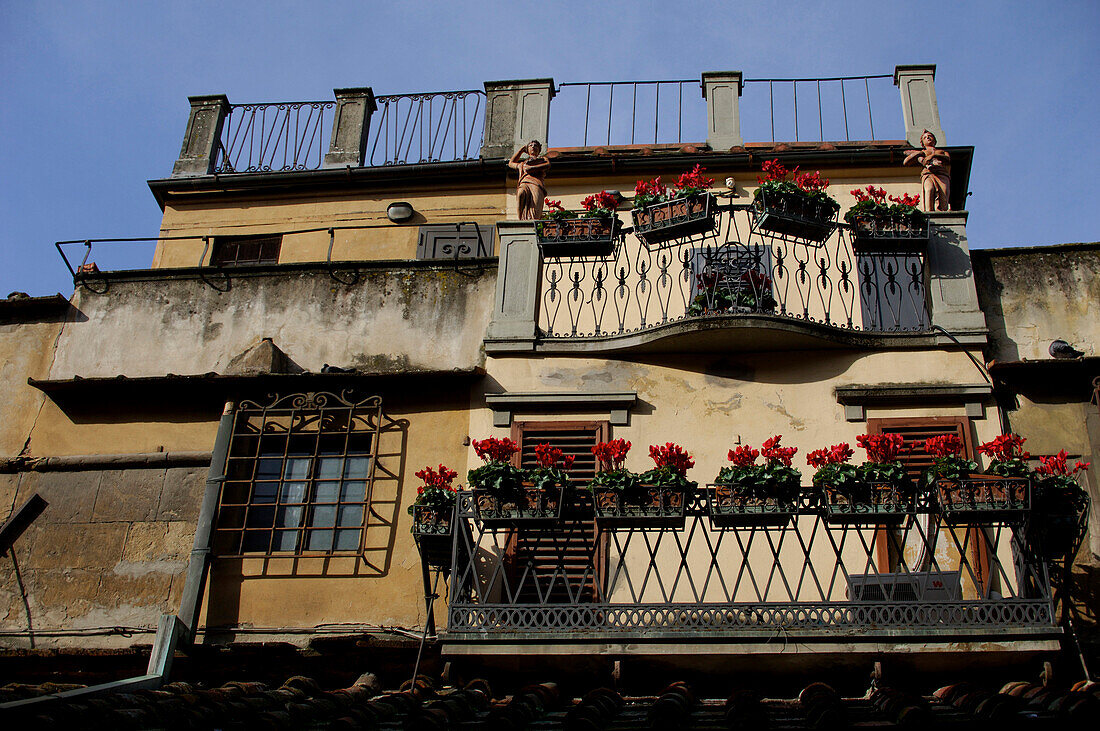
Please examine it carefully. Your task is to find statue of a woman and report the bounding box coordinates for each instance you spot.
[509,140,550,220]
[903,130,951,211]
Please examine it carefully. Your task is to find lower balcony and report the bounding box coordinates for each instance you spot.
[430,491,1064,669]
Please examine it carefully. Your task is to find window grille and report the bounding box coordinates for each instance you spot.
[416,224,493,260]
[211,234,282,267]
[213,392,392,557]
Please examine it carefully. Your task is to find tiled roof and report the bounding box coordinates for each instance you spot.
[4,673,1098,729]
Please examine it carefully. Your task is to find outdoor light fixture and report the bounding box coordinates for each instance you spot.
[386,202,415,223]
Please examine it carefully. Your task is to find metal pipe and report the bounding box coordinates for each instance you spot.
[179,399,236,635]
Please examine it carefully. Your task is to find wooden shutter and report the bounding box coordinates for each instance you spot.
[866,417,987,586]
[508,421,608,603]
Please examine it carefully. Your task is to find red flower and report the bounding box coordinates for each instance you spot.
[1035,450,1090,477]
[727,445,760,467]
[534,443,573,470]
[761,435,798,467]
[674,164,714,191]
[472,437,518,463]
[415,463,458,491]
[544,198,565,212]
[593,439,631,471]
[978,433,1030,462]
[807,442,853,468]
[649,442,695,475]
[794,170,830,194]
[760,159,789,183]
[923,434,963,458]
[888,192,921,207]
[857,433,906,463]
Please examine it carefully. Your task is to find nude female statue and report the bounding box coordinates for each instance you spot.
[903,130,950,211]
[509,140,550,220]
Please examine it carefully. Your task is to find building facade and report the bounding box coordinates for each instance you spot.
[1,66,1095,694]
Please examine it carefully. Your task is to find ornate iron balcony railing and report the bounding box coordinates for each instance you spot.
[441,491,1059,643]
[538,203,930,340]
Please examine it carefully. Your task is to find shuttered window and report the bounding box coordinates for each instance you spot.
[866,416,985,585]
[508,421,608,603]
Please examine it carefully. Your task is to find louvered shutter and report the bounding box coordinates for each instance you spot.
[509,421,608,603]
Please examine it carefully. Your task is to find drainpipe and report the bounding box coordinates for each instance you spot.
[0,401,236,712]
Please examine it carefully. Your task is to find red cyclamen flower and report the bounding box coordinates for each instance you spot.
[649,442,695,475]
[415,464,458,491]
[472,437,519,463]
[857,433,906,463]
[761,435,798,467]
[923,434,963,458]
[592,439,631,471]
[727,445,760,467]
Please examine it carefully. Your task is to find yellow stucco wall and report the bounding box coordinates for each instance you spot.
[152,183,507,268]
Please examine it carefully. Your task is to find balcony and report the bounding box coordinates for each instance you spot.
[537,203,929,344]
[433,487,1065,662]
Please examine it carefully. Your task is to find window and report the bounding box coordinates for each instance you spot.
[416,224,494,260]
[211,234,282,267]
[507,421,608,602]
[213,392,385,557]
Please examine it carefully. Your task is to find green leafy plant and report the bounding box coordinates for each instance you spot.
[580,190,621,219]
[718,437,801,503]
[407,464,459,516]
[921,434,978,488]
[526,442,575,491]
[979,433,1032,478]
[589,438,639,493]
[468,437,525,495]
[753,159,839,214]
[807,443,859,493]
[843,186,924,226]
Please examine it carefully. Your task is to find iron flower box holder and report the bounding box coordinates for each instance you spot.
[631,166,717,249]
[935,477,1029,522]
[536,193,621,258]
[845,186,928,252]
[590,441,694,530]
[408,464,459,569]
[751,160,839,243]
[706,437,800,528]
[809,436,915,525]
[1028,450,1090,558]
[924,433,1030,523]
[467,437,572,529]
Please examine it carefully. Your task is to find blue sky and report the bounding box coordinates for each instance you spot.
[1,0,1097,296]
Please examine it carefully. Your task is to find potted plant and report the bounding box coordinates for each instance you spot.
[687,268,776,316]
[408,463,459,568]
[927,433,1028,521]
[1030,450,1089,558]
[814,434,914,524]
[590,440,696,529]
[468,436,565,528]
[708,436,801,527]
[536,192,621,258]
[751,159,840,243]
[631,165,717,248]
[844,186,927,250]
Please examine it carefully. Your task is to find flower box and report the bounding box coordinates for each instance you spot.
[411,504,455,568]
[473,484,566,528]
[847,212,928,252]
[822,482,912,525]
[592,486,687,529]
[536,217,620,258]
[935,477,1029,522]
[706,484,795,528]
[632,193,716,248]
[752,189,839,243]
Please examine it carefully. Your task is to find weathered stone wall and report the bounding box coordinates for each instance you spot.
[0,460,207,649]
[48,263,496,380]
[974,243,1100,362]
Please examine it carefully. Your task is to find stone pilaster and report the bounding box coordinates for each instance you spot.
[926,211,986,342]
[323,87,377,168]
[894,64,945,147]
[484,221,540,351]
[701,71,744,150]
[481,79,556,159]
[171,95,230,177]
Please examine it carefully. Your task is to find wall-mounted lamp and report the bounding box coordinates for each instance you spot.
[386,202,415,223]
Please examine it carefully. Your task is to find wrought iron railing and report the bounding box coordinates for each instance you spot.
[215,101,336,173]
[444,490,1057,641]
[741,74,901,143]
[538,203,929,340]
[366,90,484,166]
[550,80,703,147]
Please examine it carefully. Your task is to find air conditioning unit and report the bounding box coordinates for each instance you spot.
[847,571,962,602]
